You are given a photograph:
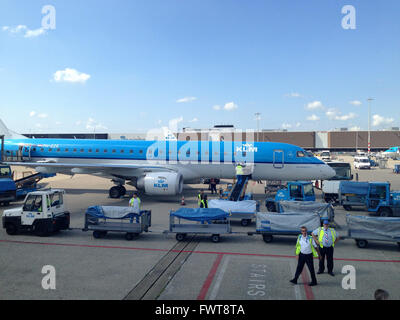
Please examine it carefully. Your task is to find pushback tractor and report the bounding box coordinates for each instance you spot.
[2,189,70,236]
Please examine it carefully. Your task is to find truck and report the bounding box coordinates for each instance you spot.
[265,181,315,212]
[321,161,353,203]
[2,189,70,236]
[0,165,17,206]
[338,181,400,217]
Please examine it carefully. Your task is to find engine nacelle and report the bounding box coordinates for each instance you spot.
[136,172,183,196]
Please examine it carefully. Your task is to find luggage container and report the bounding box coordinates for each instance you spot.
[169,208,231,243]
[251,211,321,243]
[83,206,151,240]
[343,214,400,249]
[208,199,259,226]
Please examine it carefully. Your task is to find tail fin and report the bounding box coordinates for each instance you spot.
[0,119,29,139]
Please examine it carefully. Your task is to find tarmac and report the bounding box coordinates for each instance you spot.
[1,158,399,300]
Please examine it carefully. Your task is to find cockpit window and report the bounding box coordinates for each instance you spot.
[297,151,306,158]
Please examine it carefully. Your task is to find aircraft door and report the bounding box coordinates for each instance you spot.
[273,150,284,169]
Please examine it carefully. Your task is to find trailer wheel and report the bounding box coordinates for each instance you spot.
[379,208,392,217]
[211,234,220,243]
[356,239,368,248]
[262,234,273,243]
[5,223,18,235]
[241,219,251,227]
[125,233,135,241]
[343,205,352,211]
[93,230,104,239]
[176,233,186,242]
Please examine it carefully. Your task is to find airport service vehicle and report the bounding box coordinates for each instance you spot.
[0,164,55,206]
[354,156,371,169]
[83,206,152,240]
[0,119,335,200]
[394,164,400,174]
[320,151,331,162]
[169,208,231,243]
[2,189,70,236]
[0,165,16,206]
[321,161,353,203]
[339,181,400,216]
[265,181,315,212]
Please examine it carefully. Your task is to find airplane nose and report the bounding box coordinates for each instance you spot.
[322,165,336,179]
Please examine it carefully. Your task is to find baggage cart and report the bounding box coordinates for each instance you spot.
[83,206,151,241]
[169,208,231,243]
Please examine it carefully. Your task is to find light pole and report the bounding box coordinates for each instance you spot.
[255,113,261,142]
[367,98,374,154]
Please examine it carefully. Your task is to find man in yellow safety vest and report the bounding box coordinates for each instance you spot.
[290,226,319,286]
[312,220,339,276]
[129,192,141,214]
[198,190,208,208]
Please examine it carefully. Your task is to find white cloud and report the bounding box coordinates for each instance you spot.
[37,113,48,119]
[349,100,362,106]
[189,118,198,123]
[2,25,46,38]
[53,68,91,84]
[286,92,302,98]
[223,102,238,111]
[176,97,197,103]
[326,108,357,121]
[296,122,301,127]
[213,105,221,111]
[306,101,324,110]
[169,116,184,130]
[24,28,46,38]
[349,126,361,131]
[86,118,107,131]
[372,114,394,127]
[29,111,36,117]
[307,114,320,121]
[282,123,292,129]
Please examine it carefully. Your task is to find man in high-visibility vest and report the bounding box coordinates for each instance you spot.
[290,226,319,286]
[312,220,339,276]
[198,190,208,208]
[235,163,244,184]
[129,192,141,214]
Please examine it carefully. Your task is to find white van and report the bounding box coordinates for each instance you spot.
[320,151,331,162]
[354,156,371,169]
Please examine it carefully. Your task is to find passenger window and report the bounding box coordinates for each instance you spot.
[73,149,77,152]
[104,149,108,153]
[88,149,92,153]
[65,148,69,152]
[129,150,133,154]
[80,149,84,152]
[48,148,52,152]
[139,150,143,154]
[96,149,99,153]
[120,150,124,153]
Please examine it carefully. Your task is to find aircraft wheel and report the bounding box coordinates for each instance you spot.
[119,186,126,196]
[109,186,121,199]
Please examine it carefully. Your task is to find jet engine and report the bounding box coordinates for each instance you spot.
[136,172,183,196]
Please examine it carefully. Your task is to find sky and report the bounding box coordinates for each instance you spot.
[0,0,399,134]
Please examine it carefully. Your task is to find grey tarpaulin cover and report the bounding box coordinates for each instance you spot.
[208,199,257,213]
[346,214,400,241]
[256,212,321,233]
[278,201,334,221]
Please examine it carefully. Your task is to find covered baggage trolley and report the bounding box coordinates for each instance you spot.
[278,201,335,224]
[83,206,151,240]
[344,214,400,249]
[169,208,231,243]
[208,199,259,226]
[252,211,321,243]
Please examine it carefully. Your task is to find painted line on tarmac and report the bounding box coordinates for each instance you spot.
[289,261,302,300]
[208,255,230,300]
[197,254,224,300]
[1,239,399,263]
[300,269,315,300]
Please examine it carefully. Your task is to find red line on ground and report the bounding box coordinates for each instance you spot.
[300,270,315,300]
[1,239,399,263]
[197,254,224,300]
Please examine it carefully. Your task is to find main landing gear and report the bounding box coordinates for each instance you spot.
[109,185,126,199]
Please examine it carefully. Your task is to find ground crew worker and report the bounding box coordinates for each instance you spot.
[290,226,319,286]
[235,163,244,184]
[312,220,339,276]
[210,178,217,194]
[198,190,208,208]
[129,192,141,214]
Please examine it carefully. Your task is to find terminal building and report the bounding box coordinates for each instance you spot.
[23,126,400,152]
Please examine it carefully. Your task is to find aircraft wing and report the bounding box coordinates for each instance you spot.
[5,161,176,179]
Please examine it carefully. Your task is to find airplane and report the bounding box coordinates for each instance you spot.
[382,146,400,159]
[0,120,335,198]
